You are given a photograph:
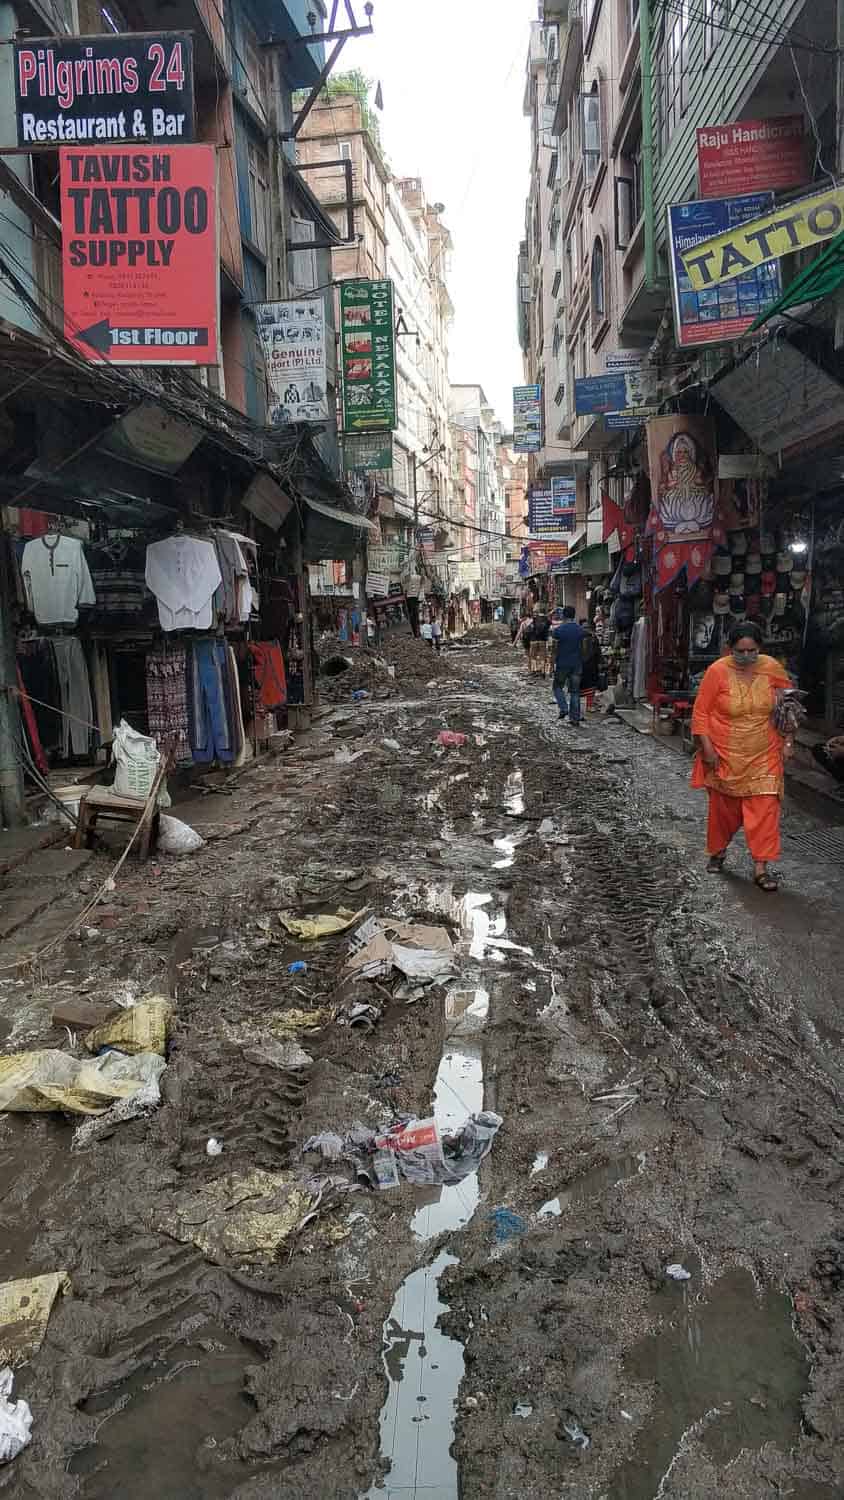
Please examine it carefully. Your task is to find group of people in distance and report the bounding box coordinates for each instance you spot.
[511,603,601,728]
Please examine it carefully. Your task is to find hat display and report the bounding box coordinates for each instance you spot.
[773,592,787,616]
[776,551,793,572]
[745,593,762,617]
[761,570,776,596]
[713,553,732,576]
[791,570,807,589]
[729,573,745,592]
[745,553,762,574]
[759,531,776,554]
[729,531,748,556]
[713,591,730,615]
[729,592,745,614]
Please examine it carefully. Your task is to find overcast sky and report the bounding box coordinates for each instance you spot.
[349,0,537,432]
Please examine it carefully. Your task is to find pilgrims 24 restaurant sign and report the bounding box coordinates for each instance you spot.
[13,33,194,147]
[59,145,219,365]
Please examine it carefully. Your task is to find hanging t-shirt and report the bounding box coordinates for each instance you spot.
[145,536,222,632]
[21,533,96,625]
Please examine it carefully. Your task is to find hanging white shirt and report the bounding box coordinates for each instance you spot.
[21,534,96,625]
[145,536,222,632]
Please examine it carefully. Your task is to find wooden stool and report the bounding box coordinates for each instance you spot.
[74,784,160,862]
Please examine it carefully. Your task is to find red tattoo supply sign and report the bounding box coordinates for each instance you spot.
[60,144,219,365]
[696,116,806,197]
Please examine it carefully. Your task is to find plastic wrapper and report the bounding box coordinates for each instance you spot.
[0,1272,71,1368]
[84,998,172,1057]
[0,1047,165,1115]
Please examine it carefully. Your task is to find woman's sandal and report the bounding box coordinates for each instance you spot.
[707,852,727,873]
[753,870,779,892]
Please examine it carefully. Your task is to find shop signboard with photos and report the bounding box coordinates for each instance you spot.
[12,31,194,147]
[340,280,396,431]
[255,299,328,424]
[513,385,542,452]
[668,192,781,347]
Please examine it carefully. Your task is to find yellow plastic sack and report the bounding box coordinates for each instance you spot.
[0,1272,71,1367]
[278,907,366,942]
[84,998,172,1057]
[0,1050,157,1114]
[154,1170,311,1262]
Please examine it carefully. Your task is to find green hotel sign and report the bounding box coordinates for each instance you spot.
[340,278,396,432]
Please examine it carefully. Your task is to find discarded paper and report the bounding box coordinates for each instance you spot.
[154,1169,313,1262]
[346,916,454,983]
[0,1368,32,1464]
[0,1272,71,1368]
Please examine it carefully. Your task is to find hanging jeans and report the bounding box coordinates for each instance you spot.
[189,640,235,764]
[52,637,93,756]
[553,665,582,725]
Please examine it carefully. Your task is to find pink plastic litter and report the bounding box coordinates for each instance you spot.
[438,731,467,748]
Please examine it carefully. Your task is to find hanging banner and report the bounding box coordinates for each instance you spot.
[646,415,724,592]
[696,116,805,198]
[12,32,195,148]
[340,279,396,431]
[679,185,844,291]
[344,432,393,471]
[255,299,328,424]
[59,144,219,365]
[513,385,542,451]
[668,193,781,347]
[529,483,573,536]
[551,475,576,518]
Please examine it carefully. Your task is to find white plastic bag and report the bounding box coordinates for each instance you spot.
[0,1367,32,1463]
[157,814,204,855]
[112,719,160,799]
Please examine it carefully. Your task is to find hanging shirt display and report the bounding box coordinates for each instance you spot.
[21,534,96,625]
[213,530,253,624]
[145,536,222,632]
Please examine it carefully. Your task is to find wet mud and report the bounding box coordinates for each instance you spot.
[0,634,842,1499]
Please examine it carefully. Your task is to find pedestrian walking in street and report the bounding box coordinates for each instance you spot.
[421,617,433,646]
[431,615,442,653]
[691,619,793,892]
[529,604,550,675]
[512,611,533,672]
[550,606,585,725]
[579,617,603,711]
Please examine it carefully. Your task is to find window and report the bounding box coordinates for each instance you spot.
[615,176,634,249]
[339,141,352,160]
[582,84,602,184]
[241,18,268,119]
[703,0,729,61]
[289,214,317,293]
[591,238,606,322]
[658,3,689,153]
[364,153,373,188]
[248,141,270,256]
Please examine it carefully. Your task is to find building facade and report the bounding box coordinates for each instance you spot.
[449,385,505,608]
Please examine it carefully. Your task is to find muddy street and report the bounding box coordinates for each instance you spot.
[0,635,841,1500]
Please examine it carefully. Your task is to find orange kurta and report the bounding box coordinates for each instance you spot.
[690,655,791,799]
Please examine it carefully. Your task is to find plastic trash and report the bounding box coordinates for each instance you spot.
[279,907,366,942]
[488,1207,528,1243]
[157,814,204,855]
[111,718,160,799]
[438,730,467,748]
[0,1367,32,1463]
[71,1053,166,1147]
[287,960,308,974]
[562,1418,590,1449]
[382,738,400,752]
[351,689,369,701]
[242,1038,313,1071]
[665,1263,692,1281]
[84,998,172,1057]
[0,1273,71,1368]
[0,1047,165,1115]
[153,1169,312,1261]
[206,1137,224,1156]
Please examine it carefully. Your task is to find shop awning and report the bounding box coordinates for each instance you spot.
[553,543,610,576]
[303,496,378,562]
[750,231,844,329]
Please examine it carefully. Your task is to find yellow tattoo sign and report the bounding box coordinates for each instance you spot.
[680,186,844,291]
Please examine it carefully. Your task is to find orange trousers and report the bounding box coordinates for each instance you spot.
[706,790,781,861]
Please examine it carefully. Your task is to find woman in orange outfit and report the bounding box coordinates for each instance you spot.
[691,619,793,892]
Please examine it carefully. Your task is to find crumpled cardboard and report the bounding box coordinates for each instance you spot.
[345,917,454,981]
[84,997,172,1056]
[0,1272,71,1367]
[0,1049,164,1115]
[154,1170,312,1262]
[278,907,367,942]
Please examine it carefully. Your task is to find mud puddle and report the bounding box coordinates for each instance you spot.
[71,1321,254,1499]
[613,1267,809,1498]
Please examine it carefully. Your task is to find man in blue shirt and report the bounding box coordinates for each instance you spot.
[550,606,585,726]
